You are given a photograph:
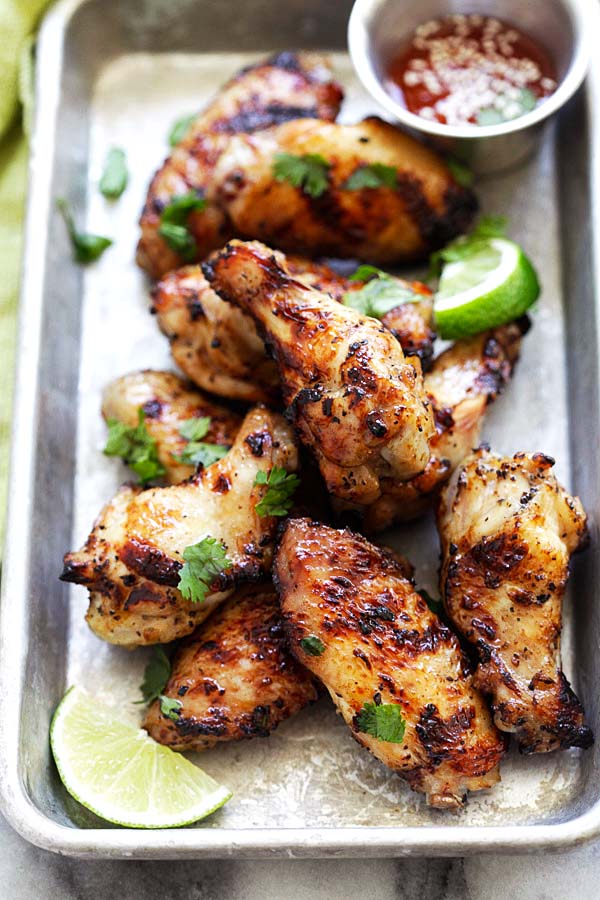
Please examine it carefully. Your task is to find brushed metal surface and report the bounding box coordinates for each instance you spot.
[0,0,599,859]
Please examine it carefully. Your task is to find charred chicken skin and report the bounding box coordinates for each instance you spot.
[152,255,435,405]
[274,518,505,808]
[203,240,436,506]
[137,52,343,278]
[213,116,476,264]
[144,583,318,750]
[338,319,526,530]
[61,406,298,646]
[438,447,592,753]
[102,370,241,484]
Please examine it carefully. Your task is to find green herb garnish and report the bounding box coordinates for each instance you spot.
[343,163,397,191]
[178,537,232,604]
[273,152,331,198]
[254,467,300,517]
[175,417,229,468]
[446,156,474,188]
[428,215,507,279]
[56,198,112,264]
[99,147,128,199]
[168,113,195,146]
[158,191,207,260]
[179,417,211,441]
[103,408,166,485]
[159,695,183,721]
[343,265,421,318]
[299,635,325,656]
[136,646,172,705]
[356,702,406,743]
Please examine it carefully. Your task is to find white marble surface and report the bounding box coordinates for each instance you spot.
[0,813,599,899]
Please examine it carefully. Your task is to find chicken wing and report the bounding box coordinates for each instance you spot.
[144,583,318,750]
[137,52,343,278]
[212,116,476,263]
[203,240,436,506]
[61,406,298,646]
[102,370,241,484]
[152,255,435,404]
[438,447,592,753]
[338,319,526,530]
[274,519,505,808]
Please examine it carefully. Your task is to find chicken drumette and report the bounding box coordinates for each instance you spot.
[274,518,506,808]
[438,447,592,753]
[61,406,298,646]
[203,240,435,506]
[144,583,318,750]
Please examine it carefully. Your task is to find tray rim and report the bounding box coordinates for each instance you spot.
[2,0,600,858]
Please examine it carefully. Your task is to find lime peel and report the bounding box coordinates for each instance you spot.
[50,686,232,828]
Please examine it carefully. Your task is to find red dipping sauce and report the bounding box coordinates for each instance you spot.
[386,14,557,127]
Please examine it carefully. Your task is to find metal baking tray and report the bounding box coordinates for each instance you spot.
[1,0,599,859]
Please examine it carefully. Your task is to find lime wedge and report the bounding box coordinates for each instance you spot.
[434,238,540,339]
[50,686,232,828]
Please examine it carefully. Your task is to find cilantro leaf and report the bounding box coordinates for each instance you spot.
[159,695,182,721]
[179,417,211,442]
[417,588,445,618]
[356,702,406,743]
[446,155,473,188]
[56,198,112,264]
[99,147,128,199]
[254,467,300,517]
[178,537,232,604]
[168,113,195,146]
[343,163,397,191]
[344,266,421,318]
[428,215,508,279]
[136,646,172,705]
[103,408,166,485]
[175,417,229,468]
[299,635,325,656]
[273,152,331,198]
[158,191,207,260]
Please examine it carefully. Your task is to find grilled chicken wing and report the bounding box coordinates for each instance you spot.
[61,406,298,646]
[212,116,476,263]
[144,583,318,750]
[340,320,525,530]
[137,52,343,278]
[152,255,435,404]
[203,240,436,505]
[274,519,505,808]
[438,448,592,753]
[102,370,241,484]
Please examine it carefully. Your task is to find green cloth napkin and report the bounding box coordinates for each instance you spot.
[0,0,51,546]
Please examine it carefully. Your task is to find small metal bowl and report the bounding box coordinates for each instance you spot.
[348,0,593,174]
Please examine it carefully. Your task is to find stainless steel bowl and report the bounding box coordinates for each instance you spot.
[348,0,593,173]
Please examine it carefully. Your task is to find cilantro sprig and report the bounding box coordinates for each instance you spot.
[428,215,507,280]
[446,155,473,188]
[136,646,182,721]
[99,147,128,199]
[168,113,195,146]
[159,696,183,721]
[273,152,331,198]
[158,191,207,260]
[254,467,300,517]
[103,408,166,485]
[356,702,406,743]
[56,198,112,264]
[343,163,398,191]
[178,537,232,604]
[175,417,229,469]
[343,265,421,318]
[299,635,325,656]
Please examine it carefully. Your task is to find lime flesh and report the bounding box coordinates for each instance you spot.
[50,686,232,828]
[434,238,540,339]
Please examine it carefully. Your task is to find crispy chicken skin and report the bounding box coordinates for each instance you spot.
[340,319,525,530]
[203,240,436,505]
[144,584,318,750]
[213,116,476,263]
[102,370,241,484]
[152,256,435,404]
[438,447,592,753]
[274,519,505,808]
[137,52,343,278]
[61,406,298,646]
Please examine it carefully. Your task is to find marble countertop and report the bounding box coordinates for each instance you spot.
[1,814,598,899]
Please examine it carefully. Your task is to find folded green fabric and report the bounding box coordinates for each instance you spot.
[0,0,51,546]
